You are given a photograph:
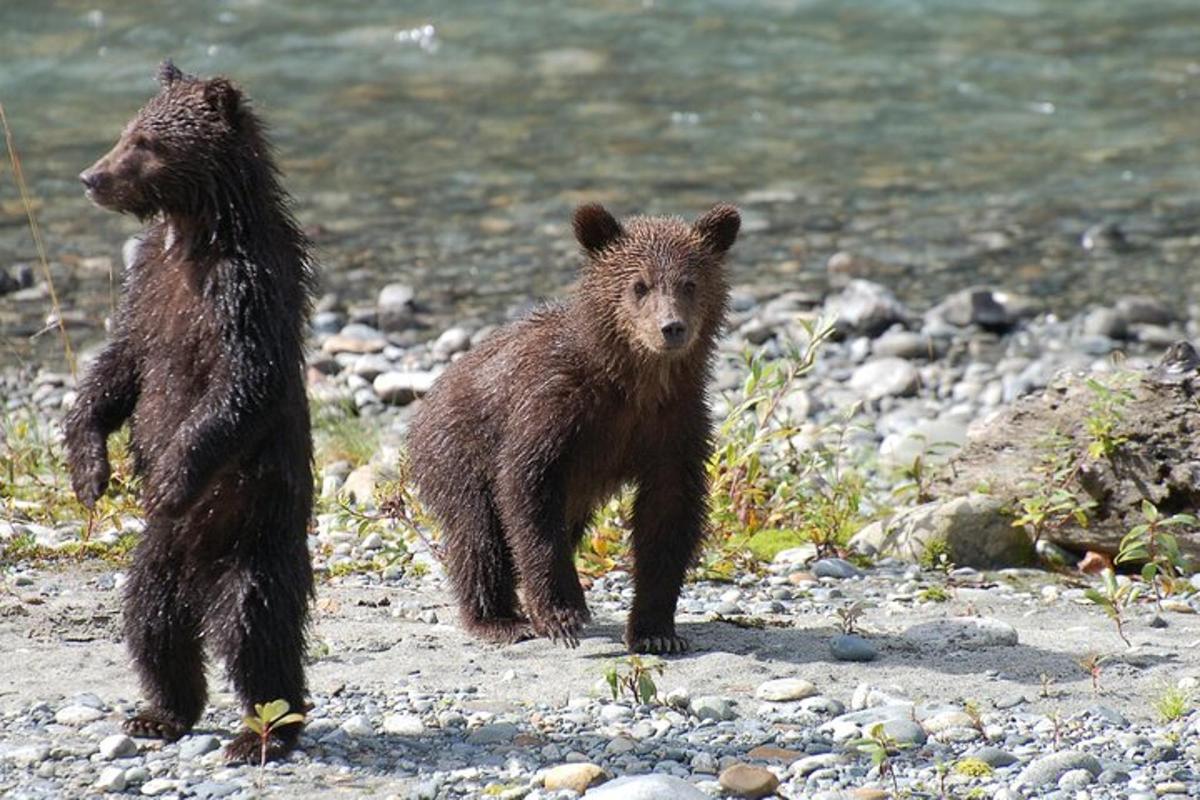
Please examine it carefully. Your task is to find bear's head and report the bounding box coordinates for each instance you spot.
[80,60,247,219]
[574,203,740,359]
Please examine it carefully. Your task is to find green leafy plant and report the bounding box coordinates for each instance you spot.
[1116,500,1196,612]
[849,722,907,796]
[244,699,305,769]
[918,585,950,603]
[953,757,994,778]
[1011,431,1096,547]
[603,655,665,705]
[1152,685,1192,723]
[890,439,959,507]
[578,493,633,576]
[706,318,858,567]
[1083,377,1134,459]
[918,538,952,572]
[797,417,867,559]
[1083,569,1140,647]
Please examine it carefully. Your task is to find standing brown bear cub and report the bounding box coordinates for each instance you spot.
[408,203,739,653]
[65,61,315,762]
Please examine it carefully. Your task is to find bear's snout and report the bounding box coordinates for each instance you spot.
[79,168,112,204]
[660,320,688,348]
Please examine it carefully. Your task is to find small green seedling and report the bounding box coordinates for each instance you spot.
[1083,569,1140,647]
[835,601,865,635]
[850,722,908,796]
[603,655,664,705]
[244,699,305,769]
[1077,653,1105,694]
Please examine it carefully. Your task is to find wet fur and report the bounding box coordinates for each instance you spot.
[408,204,739,653]
[64,61,316,762]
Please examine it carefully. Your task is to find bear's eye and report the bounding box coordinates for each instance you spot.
[681,280,696,297]
[633,280,649,299]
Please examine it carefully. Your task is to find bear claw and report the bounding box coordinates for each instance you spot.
[531,606,589,648]
[628,633,689,655]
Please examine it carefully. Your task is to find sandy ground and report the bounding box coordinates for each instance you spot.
[4,565,1197,729]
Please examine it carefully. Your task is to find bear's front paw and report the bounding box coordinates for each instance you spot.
[67,448,110,509]
[530,605,589,648]
[625,629,689,655]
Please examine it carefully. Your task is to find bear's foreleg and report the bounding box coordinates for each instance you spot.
[143,342,280,516]
[498,474,590,647]
[64,336,138,508]
[626,443,708,655]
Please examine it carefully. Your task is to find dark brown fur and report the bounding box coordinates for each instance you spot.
[408,203,739,653]
[65,61,316,762]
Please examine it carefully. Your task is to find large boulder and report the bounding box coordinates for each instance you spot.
[852,494,1035,568]
[932,355,1200,561]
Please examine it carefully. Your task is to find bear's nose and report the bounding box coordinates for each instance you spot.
[79,171,100,190]
[661,321,687,347]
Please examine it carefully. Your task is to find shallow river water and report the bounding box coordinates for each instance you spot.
[2,0,1199,367]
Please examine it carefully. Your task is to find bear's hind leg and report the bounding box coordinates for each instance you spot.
[210,540,310,764]
[123,525,207,740]
[444,497,531,644]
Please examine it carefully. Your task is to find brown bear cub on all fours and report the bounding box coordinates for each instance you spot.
[65,61,316,762]
[408,202,740,654]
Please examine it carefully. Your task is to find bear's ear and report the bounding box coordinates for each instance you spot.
[157,59,184,87]
[203,78,242,121]
[573,203,624,255]
[693,204,741,256]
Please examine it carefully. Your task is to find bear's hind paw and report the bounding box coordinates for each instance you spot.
[224,727,299,764]
[124,709,190,741]
[469,617,535,645]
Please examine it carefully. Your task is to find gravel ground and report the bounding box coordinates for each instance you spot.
[1,551,1198,799]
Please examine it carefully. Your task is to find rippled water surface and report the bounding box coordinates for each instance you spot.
[2,0,1199,365]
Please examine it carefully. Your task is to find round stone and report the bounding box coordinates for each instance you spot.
[542,762,607,793]
[98,734,136,760]
[755,678,818,702]
[830,634,878,662]
[718,763,780,799]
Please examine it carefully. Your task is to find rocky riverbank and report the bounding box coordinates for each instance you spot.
[3,261,1200,798]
